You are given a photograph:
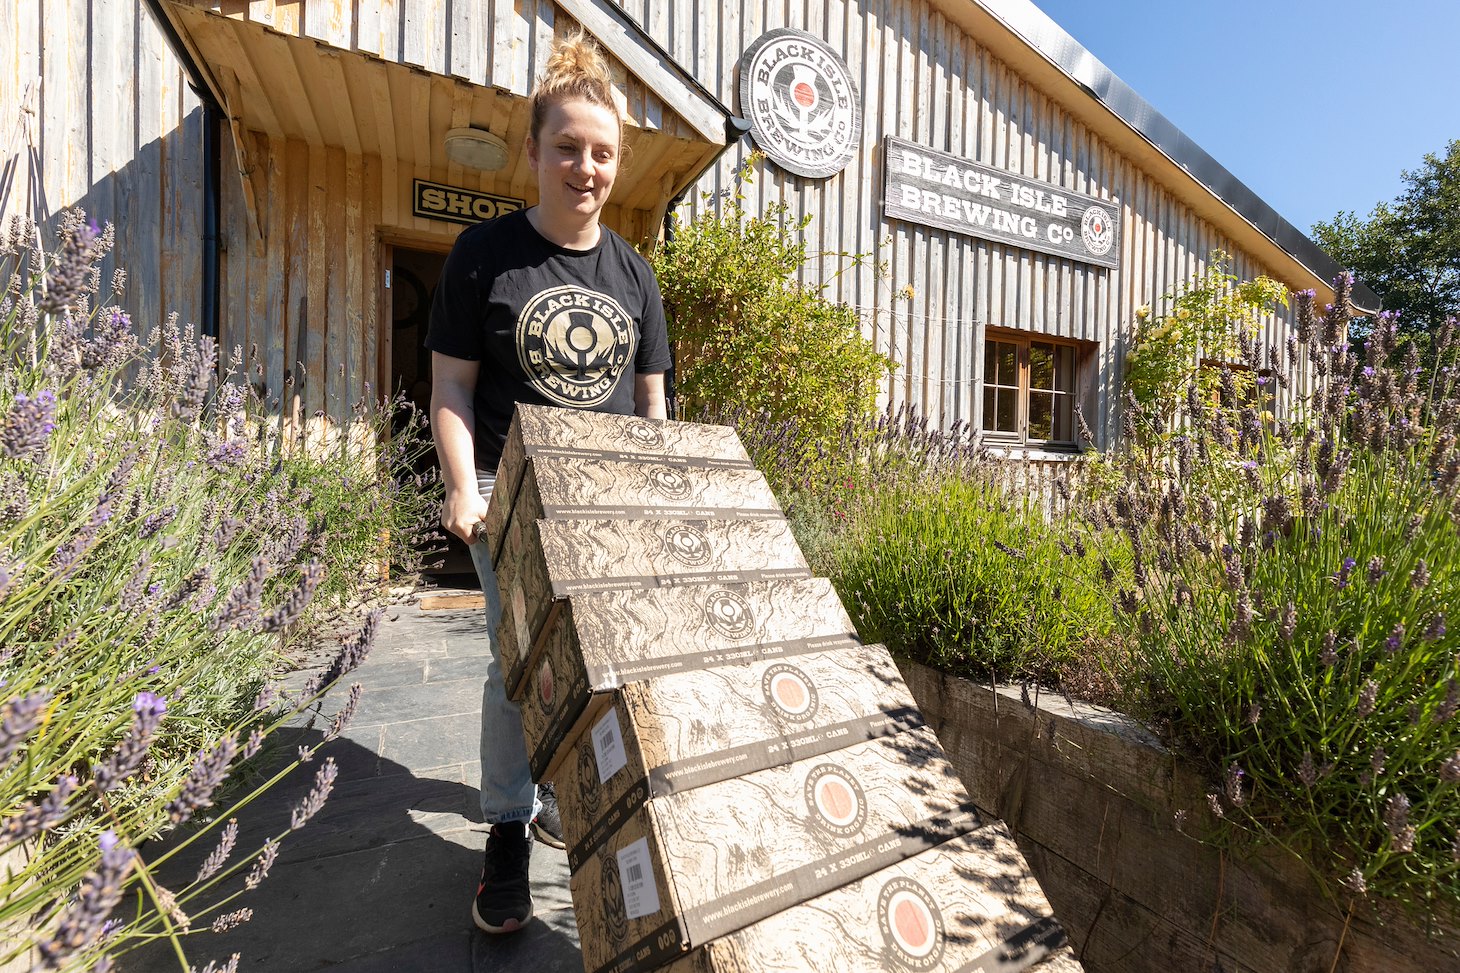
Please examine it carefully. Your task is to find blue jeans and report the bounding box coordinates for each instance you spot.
[469,473,539,826]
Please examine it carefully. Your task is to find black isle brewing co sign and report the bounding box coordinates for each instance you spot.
[882,136,1120,269]
[738,28,861,179]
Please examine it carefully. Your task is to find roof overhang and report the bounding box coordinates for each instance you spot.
[933,0,1380,313]
[150,0,736,226]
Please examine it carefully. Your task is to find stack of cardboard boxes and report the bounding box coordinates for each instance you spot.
[482,404,1071,973]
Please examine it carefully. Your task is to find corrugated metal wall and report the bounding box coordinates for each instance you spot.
[611,0,1290,445]
[1,0,205,340]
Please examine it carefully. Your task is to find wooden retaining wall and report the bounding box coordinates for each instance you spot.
[899,661,1460,973]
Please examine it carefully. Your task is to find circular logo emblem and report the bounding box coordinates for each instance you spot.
[704,588,755,640]
[762,663,819,722]
[620,418,665,452]
[576,744,602,819]
[516,285,637,408]
[599,847,629,944]
[738,28,861,179]
[645,466,692,501]
[1080,205,1115,257]
[663,524,711,566]
[537,658,555,707]
[878,878,946,970]
[805,764,867,837]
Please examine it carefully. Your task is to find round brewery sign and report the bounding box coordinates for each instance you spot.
[738,28,861,179]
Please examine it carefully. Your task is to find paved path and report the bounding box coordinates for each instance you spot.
[136,589,581,973]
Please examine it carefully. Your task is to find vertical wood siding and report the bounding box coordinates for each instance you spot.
[0,0,204,336]
[611,0,1294,446]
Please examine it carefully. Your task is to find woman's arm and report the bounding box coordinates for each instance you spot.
[634,371,667,419]
[431,352,489,544]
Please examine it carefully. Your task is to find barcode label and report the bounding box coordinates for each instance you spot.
[592,709,628,785]
[616,837,660,920]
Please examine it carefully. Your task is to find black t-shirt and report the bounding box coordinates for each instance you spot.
[425,209,672,473]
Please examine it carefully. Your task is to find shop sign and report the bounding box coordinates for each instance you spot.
[412,179,525,226]
[738,28,861,179]
[881,137,1120,269]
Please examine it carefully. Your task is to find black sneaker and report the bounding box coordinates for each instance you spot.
[531,782,566,850]
[472,822,533,934]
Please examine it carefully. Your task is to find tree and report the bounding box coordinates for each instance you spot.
[1312,140,1460,343]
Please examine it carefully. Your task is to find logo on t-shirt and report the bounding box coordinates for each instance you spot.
[516,285,637,408]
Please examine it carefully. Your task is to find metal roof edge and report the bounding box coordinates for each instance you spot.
[970,0,1381,313]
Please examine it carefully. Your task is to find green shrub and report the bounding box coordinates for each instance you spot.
[654,157,893,446]
[829,469,1119,684]
[1099,273,1460,917]
[0,212,437,969]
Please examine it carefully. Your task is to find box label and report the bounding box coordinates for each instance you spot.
[593,709,628,785]
[616,837,660,920]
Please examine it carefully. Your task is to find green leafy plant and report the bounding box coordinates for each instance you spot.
[0,211,438,969]
[654,156,894,445]
[1098,271,1460,917]
[1123,251,1288,426]
[828,464,1119,685]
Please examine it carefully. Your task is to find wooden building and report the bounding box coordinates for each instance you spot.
[2,0,1376,454]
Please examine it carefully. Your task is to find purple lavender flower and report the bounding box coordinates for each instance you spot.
[1320,631,1338,668]
[1343,868,1367,896]
[1334,557,1356,590]
[1,390,57,460]
[2,774,78,841]
[1424,613,1447,643]
[193,954,241,973]
[1435,680,1458,724]
[50,497,113,577]
[1386,622,1406,654]
[1297,750,1318,789]
[1441,752,1460,783]
[1224,762,1246,807]
[93,691,167,793]
[209,555,271,632]
[205,437,247,471]
[1370,747,1386,776]
[290,757,338,830]
[1357,679,1379,718]
[1279,602,1297,643]
[245,839,279,890]
[319,609,382,686]
[194,818,239,884]
[1366,555,1385,585]
[210,909,253,934]
[0,689,52,765]
[1383,793,1415,853]
[139,504,178,540]
[37,220,99,314]
[165,736,239,824]
[258,561,324,633]
[36,828,134,968]
[325,683,363,742]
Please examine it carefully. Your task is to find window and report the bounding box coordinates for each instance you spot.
[981,332,1081,447]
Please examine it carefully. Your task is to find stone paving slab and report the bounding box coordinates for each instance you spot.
[126,592,583,973]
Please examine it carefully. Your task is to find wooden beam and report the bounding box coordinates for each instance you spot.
[554,0,725,145]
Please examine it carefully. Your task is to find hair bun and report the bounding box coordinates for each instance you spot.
[529,31,620,141]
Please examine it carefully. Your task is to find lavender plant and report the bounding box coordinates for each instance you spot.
[1100,272,1460,916]
[0,212,438,969]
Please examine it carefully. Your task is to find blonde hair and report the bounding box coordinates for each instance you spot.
[529,31,621,143]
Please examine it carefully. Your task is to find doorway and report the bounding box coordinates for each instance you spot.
[387,245,477,582]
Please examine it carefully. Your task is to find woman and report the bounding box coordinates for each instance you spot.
[426,33,670,935]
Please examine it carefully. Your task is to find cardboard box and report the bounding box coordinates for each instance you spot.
[517,577,859,778]
[570,725,984,973]
[656,826,1070,973]
[495,517,810,696]
[553,641,926,873]
[482,403,754,563]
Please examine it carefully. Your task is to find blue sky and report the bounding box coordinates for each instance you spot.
[1029,0,1460,236]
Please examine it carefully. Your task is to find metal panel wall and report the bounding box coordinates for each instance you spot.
[612,0,1293,445]
[1,0,205,339]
